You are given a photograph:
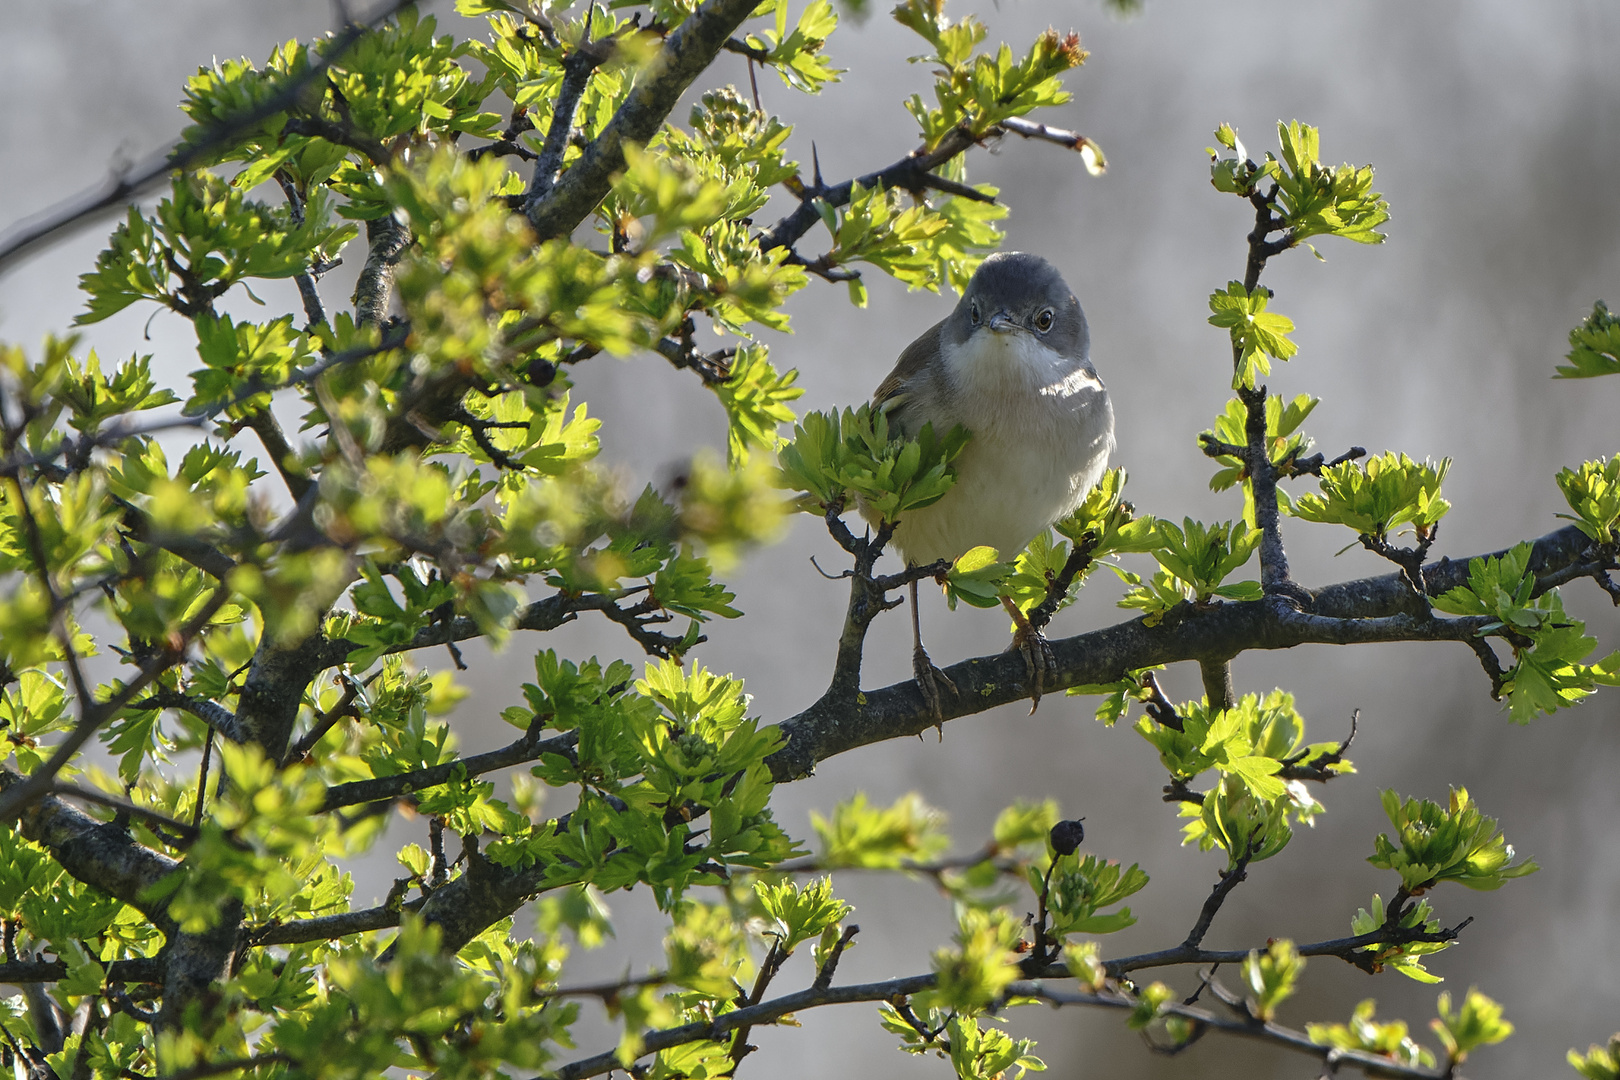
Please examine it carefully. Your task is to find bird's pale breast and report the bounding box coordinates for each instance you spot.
[888,330,1114,567]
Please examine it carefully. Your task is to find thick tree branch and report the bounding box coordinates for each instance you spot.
[247,897,426,947]
[352,215,410,326]
[765,598,1495,781]
[46,783,198,846]
[0,768,178,927]
[522,38,613,217]
[313,589,705,672]
[235,628,346,766]
[285,678,362,764]
[1309,524,1594,618]
[244,409,314,503]
[525,0,762,241]
[546,974,939,1080]
[1199,659,1235,710]
[764,522,1604,780]
[156,897,241,1031]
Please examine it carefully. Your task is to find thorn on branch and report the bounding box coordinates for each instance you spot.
[467,108,538,163]
[1141,671,1182,731]
[784,249,863,283]
[807,554,852,581]
[721,36,770,63]
[654,320,735,385]
[812,924,860,990]
[1279,708,1357,781]
[1287,445,1366,477]
[1466,637,1508,700]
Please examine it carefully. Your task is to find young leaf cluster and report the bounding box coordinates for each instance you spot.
[1348,893,1453,983]
[1293,452,1450,544]
[1367,787,1537,893]
[775,404,969,523]
[1207,281,1298,390]
[1137,691,1342,866]
[1307,998,1438,1068]
[1431,543,1620,720]
[1555,300,1620,378]
[1202,393,1318,512]
[1117,518,1261,623]
[1209,120,1390,249]
[895,1,1087,149]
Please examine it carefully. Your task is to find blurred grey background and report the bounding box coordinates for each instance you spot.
[3,2,1619,1077]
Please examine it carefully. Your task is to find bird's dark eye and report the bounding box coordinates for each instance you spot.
[969,303,981,326]
[1035,308,1055,332]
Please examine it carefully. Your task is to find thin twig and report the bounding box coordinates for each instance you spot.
[286,676,363,764]
[46,783,199,845]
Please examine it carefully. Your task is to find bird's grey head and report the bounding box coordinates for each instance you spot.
[944,251,1089,362]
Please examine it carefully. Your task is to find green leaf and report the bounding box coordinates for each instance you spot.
[1432,988,1513,1065]
[1569,1035,1620,1080]
[774,404,969,523]
[711,344,802,466]
[1034,852,1148,937]
[1136,517,1260,603]
[1266,120,1390,246]
[1293,452,1449,542]
[925,908,1024,1013]
[1555,454,1620,543]
[1556,300,1620,378]
[1308,999,1436,1069]
[811,792,948,869]
[754,876,851,953]
[1430,542,1613,720]
[1368,787,1536,892]
[1201,394,1319,502]
[1241,939,1303,1022]
[945,544,1011,610]
[742,0,844,93]
[1207,281,1298,389]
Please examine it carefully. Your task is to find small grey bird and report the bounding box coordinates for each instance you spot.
[865,252,1115,719]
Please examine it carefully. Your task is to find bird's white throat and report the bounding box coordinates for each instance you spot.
[943,327,1097,405]
[942,328,1101,438]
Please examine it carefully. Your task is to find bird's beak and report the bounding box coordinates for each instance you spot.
[987,310,1018,333]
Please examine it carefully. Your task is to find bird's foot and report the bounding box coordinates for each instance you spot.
[913,643,957,737]
[1002,598,1055,713]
